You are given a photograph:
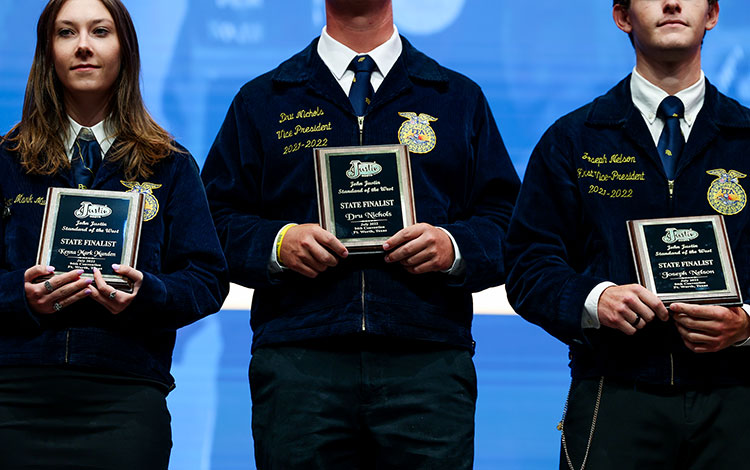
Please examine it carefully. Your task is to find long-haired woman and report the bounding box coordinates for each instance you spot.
[0,0,228,468]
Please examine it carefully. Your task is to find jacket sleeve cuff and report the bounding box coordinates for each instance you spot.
[126,271,168,313]
[733,304,750,347]
[582,282,617,329]
[232,220,292,287]
[436,227,465,277]
[269,223,297,274]
[436,221,504,291]
[0,269,42,329]
[559,275,609,345]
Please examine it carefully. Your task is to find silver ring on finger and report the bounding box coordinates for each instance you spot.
[629,314,642,327]
[53,301,63,312]
[109,290,117,300]
[44,280,54,293]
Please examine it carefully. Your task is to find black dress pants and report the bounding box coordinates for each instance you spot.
[561,377,750,470]
[250,337,477,470]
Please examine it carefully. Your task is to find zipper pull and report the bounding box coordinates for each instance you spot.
[668,179,674,199]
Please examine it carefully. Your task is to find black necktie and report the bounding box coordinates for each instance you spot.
[348,55,376,116]
[72,127,101,189]
[656,96,685,180]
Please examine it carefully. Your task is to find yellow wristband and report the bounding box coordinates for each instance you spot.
[276,224,295,266]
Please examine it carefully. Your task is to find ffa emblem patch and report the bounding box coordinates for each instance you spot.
[706,169,747,216]
[397,112,437,154]
[121,181,162,221]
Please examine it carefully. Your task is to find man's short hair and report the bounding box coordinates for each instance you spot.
[613,0,717,6]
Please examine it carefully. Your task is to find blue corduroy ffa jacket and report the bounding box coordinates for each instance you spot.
[0,138,229,388]
[505,76,750,385]
[202,37,520,352]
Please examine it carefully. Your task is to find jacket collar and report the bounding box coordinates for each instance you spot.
[271,36,447,86]
[586,75,750,130]
[54,137,125,189]
[586,75,750,179]
[64,116,116,161]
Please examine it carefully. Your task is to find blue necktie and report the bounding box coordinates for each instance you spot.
[656,96,685,180]
[72,127,101,189]
[348,55,376,116]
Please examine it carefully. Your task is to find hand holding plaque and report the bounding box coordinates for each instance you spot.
[314,144,416,253]
[627,215,742,306]
[36,187,144,292]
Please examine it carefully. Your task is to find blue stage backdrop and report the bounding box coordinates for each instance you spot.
[2,1,750,469]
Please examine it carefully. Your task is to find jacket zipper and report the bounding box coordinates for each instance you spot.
[358,116,365,146]
[668,178,675,385]
[358,114,366,330]
[65,329,70,364]
[361,272,367,331]
[669,353,674,386]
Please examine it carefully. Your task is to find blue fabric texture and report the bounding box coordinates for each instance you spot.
[505,75,750,385]
[0,137,229,388]
[202,37,521,353]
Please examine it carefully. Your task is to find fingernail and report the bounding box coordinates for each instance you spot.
[92,267,99,273]
[84,289,91,295]
[112,264,120,271]
[85,279,93,285]
[76,269,84,275]
[47,266,55,272]
[383,243,390,250]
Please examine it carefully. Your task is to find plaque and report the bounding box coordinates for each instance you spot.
[314,144,417,253]
[36,187,145,292]
[627,215,742,306]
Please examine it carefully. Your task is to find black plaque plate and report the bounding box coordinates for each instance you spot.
[36,187,144,292]
[627,215,742,306]
[314,144,416,253]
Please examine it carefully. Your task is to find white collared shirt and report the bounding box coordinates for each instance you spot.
[64,116,116,161]
[630,67,705,147]
[317,25,403,96]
